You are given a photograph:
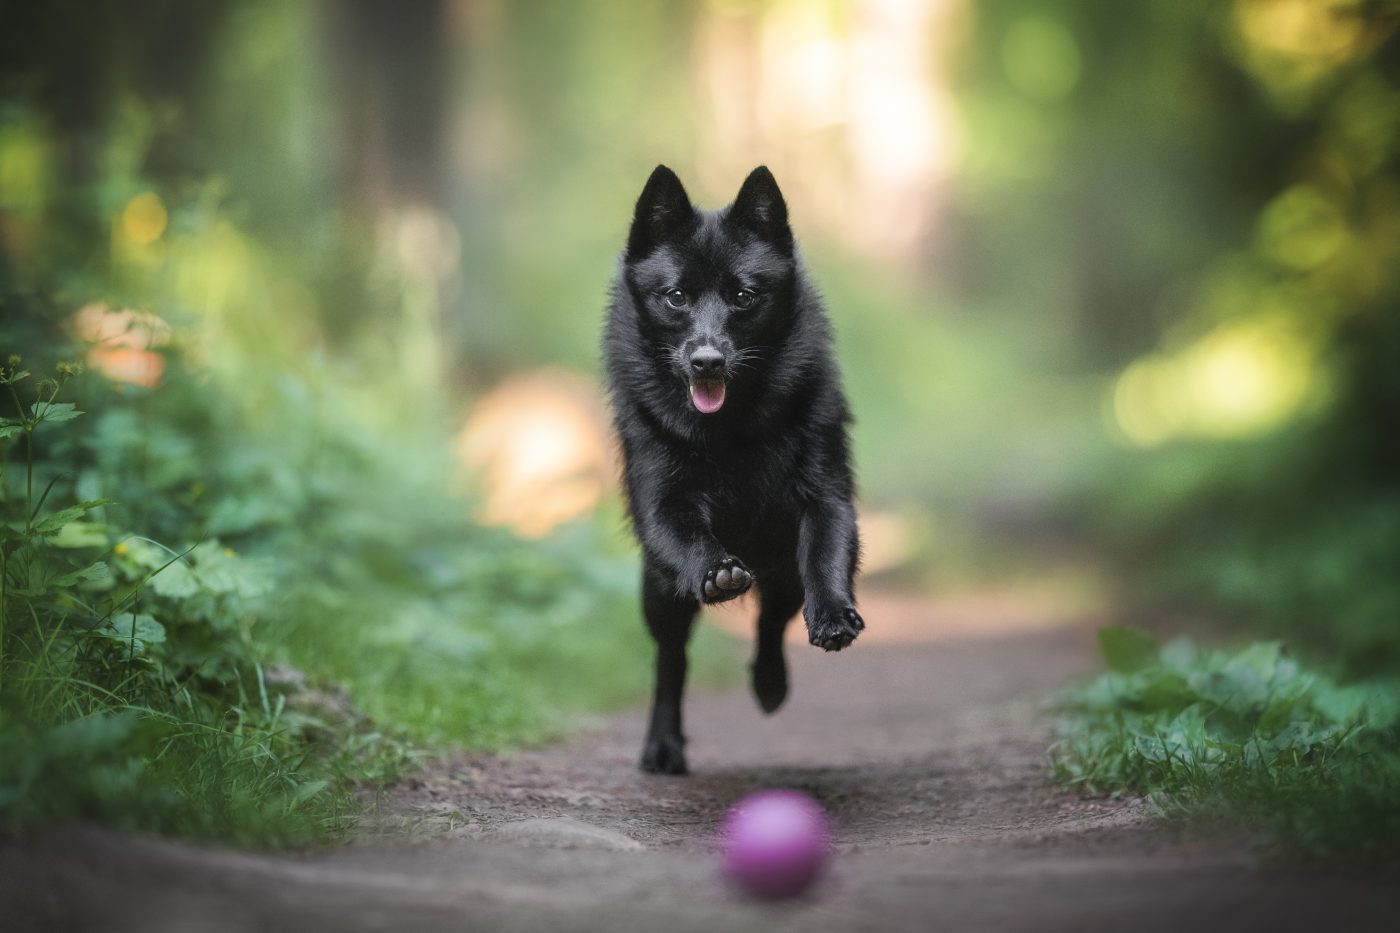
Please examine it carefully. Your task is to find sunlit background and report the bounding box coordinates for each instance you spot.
[3,0,1399,776]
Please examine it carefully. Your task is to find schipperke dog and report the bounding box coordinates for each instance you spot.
[604,164,865,775]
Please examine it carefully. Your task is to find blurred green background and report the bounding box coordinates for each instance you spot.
[2,0,1398,845]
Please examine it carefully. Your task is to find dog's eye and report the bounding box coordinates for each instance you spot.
[734,289,757,310]
[663,288,688,309]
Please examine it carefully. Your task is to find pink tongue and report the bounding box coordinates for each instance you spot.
[690,380,726,414]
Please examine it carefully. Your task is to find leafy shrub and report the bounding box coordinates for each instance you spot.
[0,346,730,845]
[1055,625,1400,860]
[0,359,354,842]
[0,81,736,847]
[1150,493,1400,677]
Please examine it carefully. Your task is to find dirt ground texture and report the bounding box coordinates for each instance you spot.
[3,590,1397,932]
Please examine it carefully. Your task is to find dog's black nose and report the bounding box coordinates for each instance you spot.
[689,347,724,378]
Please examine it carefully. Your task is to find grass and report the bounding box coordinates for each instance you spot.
[1054,624,1400,861]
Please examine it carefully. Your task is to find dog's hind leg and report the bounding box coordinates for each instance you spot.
[640,561,698,775]
[752,572,802,714]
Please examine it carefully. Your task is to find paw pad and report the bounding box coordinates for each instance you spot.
[702,557,753,603]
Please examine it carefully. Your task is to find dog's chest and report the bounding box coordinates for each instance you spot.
[684,439,801,533]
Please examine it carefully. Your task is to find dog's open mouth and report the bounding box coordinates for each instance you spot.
[689,378,726,414]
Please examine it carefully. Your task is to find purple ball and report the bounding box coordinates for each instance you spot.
[721,790,831,899]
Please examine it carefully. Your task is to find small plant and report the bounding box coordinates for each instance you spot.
[1054,625,1400,860]
[1,357,108,696]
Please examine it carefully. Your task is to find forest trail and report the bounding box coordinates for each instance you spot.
[3,589,1396,932]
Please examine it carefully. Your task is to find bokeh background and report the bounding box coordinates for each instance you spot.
[2,0,1398,842]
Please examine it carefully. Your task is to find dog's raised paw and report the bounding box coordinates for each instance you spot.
[701,557,753,604]
[639,734,688,775]
[805,606,863,652]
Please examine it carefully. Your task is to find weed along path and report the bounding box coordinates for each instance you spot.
[4,589,1397,932]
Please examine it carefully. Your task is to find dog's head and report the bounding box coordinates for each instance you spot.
[621,165,799,417]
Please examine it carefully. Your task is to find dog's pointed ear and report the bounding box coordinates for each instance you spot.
[627,165,695,261]
[728,165,791,249]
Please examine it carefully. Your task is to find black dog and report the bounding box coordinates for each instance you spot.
[604,164,865,775]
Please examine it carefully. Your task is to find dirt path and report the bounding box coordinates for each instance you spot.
[3,590,1396,932]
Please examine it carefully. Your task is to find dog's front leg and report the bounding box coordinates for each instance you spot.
[798,498,865,651]
[633,485,755,605]
[633,493,753,774]
[639,561,696,774]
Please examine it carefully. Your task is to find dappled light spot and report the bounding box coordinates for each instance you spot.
[86,347,166,389]
[1230,0,1374,102]
[1109,320,1319,446]
[1183,322,1316,437]
[1330,76,1400,176]
[455,370,614,538]
[120,192,168,246]
[168,220,256,321]
[0,119,49,211]
[1256,185,1350,269]
[1110,356,1188,448]
[695,0,964,258]
[1002,14,1081,102]
[387,204,460,282]
[70,303,171,388]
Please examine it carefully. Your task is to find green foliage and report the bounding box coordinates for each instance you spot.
[1157,492,1400,676]
[1070,0,1400,677]
[1098,431,1400,677]
[1096,625,1159,674]
[0,23,745,841]
[0,359,352,842]
[1055,626,1400,860]
[0,344,725,845]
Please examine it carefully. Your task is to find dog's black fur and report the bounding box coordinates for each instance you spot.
[604,165,865,775]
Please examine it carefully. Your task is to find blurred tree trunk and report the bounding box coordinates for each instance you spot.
[321,0,450,210]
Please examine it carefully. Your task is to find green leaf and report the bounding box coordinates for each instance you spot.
[149,560,199,599]
[285,779,330,811]
[1228,641,1285,681]
[0,423,21,440]
[1269,720,1324,754]
[1164,704,1208,752]
[1159,637,1199,670]
[1132,733,1170,763]
[132,614,167,645]
[31,500,113,535]
[31,401,84,423]
[1314,683,1400,731]
[1204,706,1253,746]
[1139,671,1197,713]
[50,561,114,589]
[49,521,111,549]
[189,541,272,598]
[1260,678,1313,732]
[1098,624,1160,674]
[102,613,167,653]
